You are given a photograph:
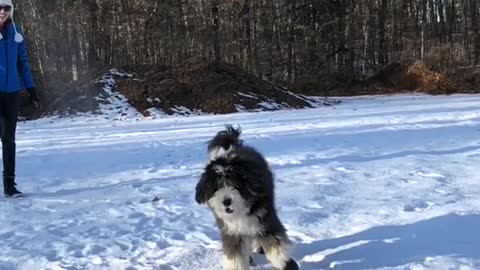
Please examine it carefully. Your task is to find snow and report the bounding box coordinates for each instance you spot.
[237,92,259,100]
[2,93,480,269]
[94,69,143,121]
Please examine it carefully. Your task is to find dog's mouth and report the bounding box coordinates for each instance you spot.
[225,207,234,214]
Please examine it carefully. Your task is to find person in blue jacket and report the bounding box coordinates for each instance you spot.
[0,0,39,197]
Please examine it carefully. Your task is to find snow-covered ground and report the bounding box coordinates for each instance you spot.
[2,94,480,270]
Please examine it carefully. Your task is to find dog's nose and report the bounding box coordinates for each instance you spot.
[223,197,232,207]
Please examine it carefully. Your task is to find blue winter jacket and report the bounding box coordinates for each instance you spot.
[0,20,35,92]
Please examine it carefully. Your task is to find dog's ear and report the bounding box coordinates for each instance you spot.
[195,171,216,204]
[234,159,272,200]
[244,175,267,198]
[195,173,207,204]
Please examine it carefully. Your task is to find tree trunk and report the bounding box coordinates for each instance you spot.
[470,0,480,64]
[421,0,428,58]
[378,0,389,65]
[287,0,295,84]
[211,0,221,64]
[429,0,438,38]
[437,0,446,43]
[462,0,471,64]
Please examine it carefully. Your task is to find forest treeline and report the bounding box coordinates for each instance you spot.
[13,0,480,115]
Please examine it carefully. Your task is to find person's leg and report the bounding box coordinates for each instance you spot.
[1,92,20,196]
[0,92,6,193]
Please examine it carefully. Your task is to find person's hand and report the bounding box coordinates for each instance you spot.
[27,87,42,110]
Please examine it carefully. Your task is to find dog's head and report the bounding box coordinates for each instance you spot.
[195,157,266,220]
[206,125,243,161]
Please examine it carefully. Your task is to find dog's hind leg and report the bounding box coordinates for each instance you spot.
[259,234,299,270]
[249,256,256,267]
[248,238,264,267]
[222,234,251,270]
[252,238,265,254]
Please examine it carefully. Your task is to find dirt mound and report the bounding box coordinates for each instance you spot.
[348,61,469,95]
[293,61,479,97]
[359,62,414,94]
[456,66,480,90]
[405,61,456,94]
[115,62,337,116]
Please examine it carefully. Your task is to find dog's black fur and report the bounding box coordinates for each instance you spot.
[195,125,299,270]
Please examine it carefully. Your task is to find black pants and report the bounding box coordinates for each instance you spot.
[0,91,19,178]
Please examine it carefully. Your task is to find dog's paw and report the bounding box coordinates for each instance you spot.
[249,256,257,267]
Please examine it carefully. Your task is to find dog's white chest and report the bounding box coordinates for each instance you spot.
[223,214,263,236]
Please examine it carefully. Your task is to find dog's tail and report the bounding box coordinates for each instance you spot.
[207,124,242,160]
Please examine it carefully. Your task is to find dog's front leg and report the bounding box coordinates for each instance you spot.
[260,235,299,270]
[222,234,251,270]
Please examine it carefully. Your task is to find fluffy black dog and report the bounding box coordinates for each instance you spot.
[195,125,299,270]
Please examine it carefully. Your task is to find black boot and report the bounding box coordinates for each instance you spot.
[3,141,21,197]
[3,177,22,197]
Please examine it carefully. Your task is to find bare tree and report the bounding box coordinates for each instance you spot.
[10,0,479,96]
[470,0,480,64]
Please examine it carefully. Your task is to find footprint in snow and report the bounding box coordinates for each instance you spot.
[403,199,434,212]
[334,166,355,173]
[131,182,143,188]
[415,170,446,179]
[400,177,418,184]
[138,185,153,193]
